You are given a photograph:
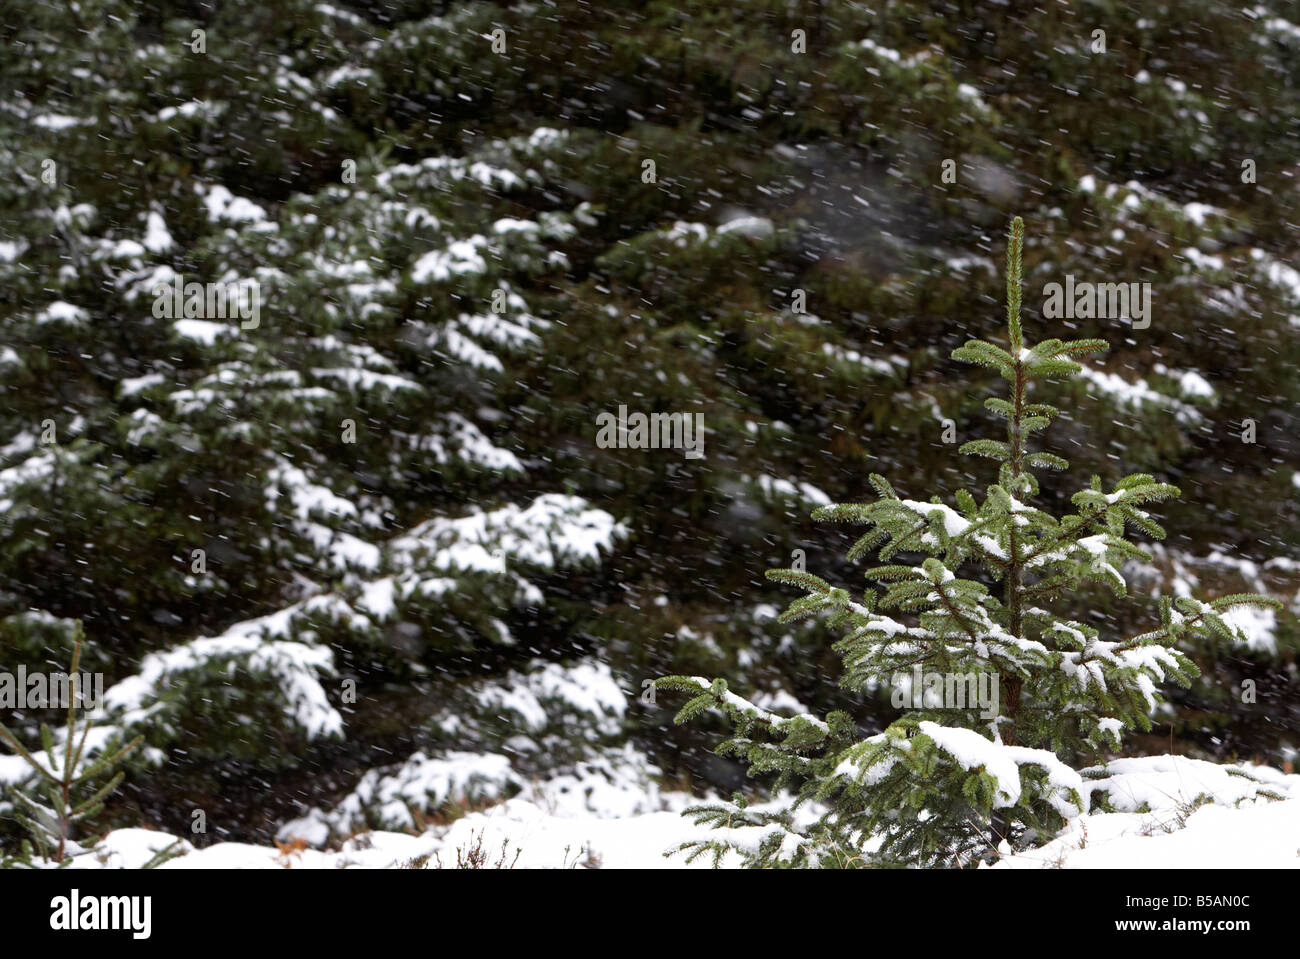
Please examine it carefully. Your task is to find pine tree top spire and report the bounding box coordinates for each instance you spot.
[1005,215,1024,354]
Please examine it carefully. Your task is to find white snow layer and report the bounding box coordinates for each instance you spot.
[46,752,1299,869]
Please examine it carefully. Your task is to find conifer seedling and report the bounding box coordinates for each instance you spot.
[0,621,145,866]
[657,217,1281,868]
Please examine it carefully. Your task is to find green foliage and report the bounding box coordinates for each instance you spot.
[3,0,1299,848]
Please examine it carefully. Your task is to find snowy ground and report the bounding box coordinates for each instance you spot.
[11,646,1298,870]
[47,752,1300,869]
[991,799,1300,869]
